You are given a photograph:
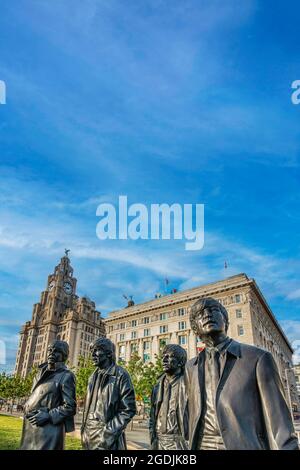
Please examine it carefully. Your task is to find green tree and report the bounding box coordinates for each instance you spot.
[120,353,163,404]
[22,367,38,397]
[75,356,95,402]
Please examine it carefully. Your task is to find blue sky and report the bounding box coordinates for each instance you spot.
[0,0,300,372]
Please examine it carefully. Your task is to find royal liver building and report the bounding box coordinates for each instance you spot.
[15,253,106,377]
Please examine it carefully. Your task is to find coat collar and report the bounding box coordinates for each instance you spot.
[38,361,67,372]
[94,363,116,377]
[89,363,117,384]
[32,362,67,392]
[105,363,117,376]
[191,339,241,365]
[226,339,242,358]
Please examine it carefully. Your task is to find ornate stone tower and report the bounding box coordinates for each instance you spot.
[15,252,106,377]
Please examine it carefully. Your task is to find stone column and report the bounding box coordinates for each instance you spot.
[152,336,159,360]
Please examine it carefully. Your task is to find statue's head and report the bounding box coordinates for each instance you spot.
[47,340,69,365]
[90,337,116,369]
[189,297,229,339]
[162,344,187,375]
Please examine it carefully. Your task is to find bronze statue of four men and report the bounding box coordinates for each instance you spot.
[20,297,299,450]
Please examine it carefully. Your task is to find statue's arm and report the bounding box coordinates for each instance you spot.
[256,351,299,450]
[48,372,77,425]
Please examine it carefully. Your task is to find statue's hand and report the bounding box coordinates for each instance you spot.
[27,410,50,427]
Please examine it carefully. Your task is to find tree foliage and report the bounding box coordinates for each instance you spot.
[119,353,163,402]
[0,367,38,405]
[74,356,95,401]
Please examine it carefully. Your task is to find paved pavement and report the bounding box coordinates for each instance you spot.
[126,428,150,450]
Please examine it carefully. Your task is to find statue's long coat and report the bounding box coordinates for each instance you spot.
[20,362,76,450]
[81,364,136,450]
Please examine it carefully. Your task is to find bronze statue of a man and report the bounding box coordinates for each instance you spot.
[81,337,136,450]
[185,297,299,450]
[20,340,76,450]
[149,344,188,450]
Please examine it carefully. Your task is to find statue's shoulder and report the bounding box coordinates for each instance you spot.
[235,340,268,359]
[64,367,76,378]
[59,365,76,382]
[115,364,131,379]
[186,356,199,368]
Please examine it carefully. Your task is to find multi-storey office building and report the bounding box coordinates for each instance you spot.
[106,273,293,390]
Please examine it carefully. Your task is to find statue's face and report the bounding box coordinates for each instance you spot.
[162,350,181,374]
[47,344,64,364]
[91,344,110,368]
[196,303,227,337]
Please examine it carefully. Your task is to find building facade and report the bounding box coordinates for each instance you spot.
[15,253,106,377]
[106,273,294,389]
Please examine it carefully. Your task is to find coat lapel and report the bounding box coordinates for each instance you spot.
[83,365,116,426]
[31,362,67,392]
[189,352,205,448]
[84,369,98,422]
[31,363,48,392]
[216,340,241,403]
[155,376,165,419]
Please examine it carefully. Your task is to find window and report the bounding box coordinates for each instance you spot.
[178,308,185,316]
[144,328,151,337]
[236,309,242,319]
[160,325,168,334]
[237,325,244,336]
[143,353,150,362]
[131,320,137,327]
[179,335,187,345]
[178,321,186,330]
[120,322,125,330]
[143,341,150,351]
[131,331,137,339]
[235,294,241,303]
[119,333,125,341]
[130,343,138,354]
[144,317,150,324]
[160,313,167,321]
[119,345,125,358]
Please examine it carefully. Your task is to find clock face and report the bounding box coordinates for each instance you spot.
[63,281,73,295]
[48,281,55,291]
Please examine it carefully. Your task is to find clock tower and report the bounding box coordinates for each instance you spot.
[46,253,77,315]
[15,252,106,377]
